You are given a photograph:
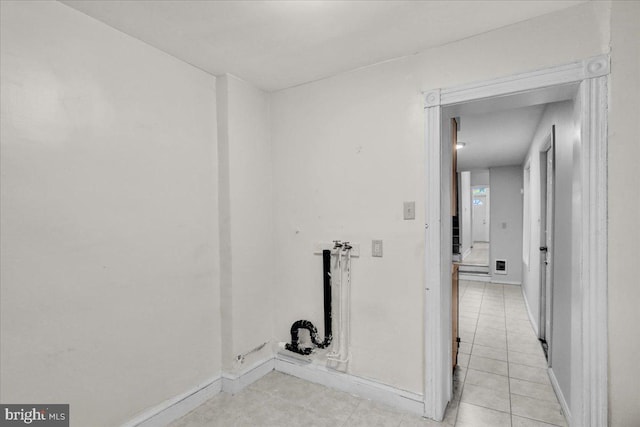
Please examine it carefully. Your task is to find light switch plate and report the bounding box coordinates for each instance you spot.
[372,240,383,257]
[403,201,415,220]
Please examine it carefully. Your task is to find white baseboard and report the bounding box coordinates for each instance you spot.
[122,357,274,427]
[123,354,425,426]
[548,368,572,426]
[222,357,275,394]
[459,273,491,282]
[490,279,522,285]
[122,376,222,427]
[522,287,539,337]
[275,353,424,416]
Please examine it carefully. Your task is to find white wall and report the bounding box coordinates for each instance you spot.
[521,100,579,409]
[271,1,609,393]
[216,74,274,373]
[470,169,490,187]
[489,166,523,283]
[1,0,630,423]
[0,2,220,426]
[459,171,472,257]
[608,2,640,425]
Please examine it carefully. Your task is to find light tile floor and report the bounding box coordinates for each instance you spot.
[169,280,567,427]
[452,280,568,427]
[168,372,438,427]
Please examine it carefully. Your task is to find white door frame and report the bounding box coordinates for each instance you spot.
[423,55,609,426]
[539,129,555,360]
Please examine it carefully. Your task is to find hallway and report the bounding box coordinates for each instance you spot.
[450,280,567,426]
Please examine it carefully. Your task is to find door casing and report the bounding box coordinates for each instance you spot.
[539,128,555,362]
[423,55,609,426]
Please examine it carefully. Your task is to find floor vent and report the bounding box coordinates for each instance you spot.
[495,259,507,275]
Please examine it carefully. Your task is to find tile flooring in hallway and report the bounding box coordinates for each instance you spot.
[169,280,567,427]
[451,279,567,427]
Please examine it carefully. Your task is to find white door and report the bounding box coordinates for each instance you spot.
[472,187,489,242]
[539,127,555,362]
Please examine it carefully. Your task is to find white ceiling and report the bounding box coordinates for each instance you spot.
[61,0,584,92]
[456,104,546,171]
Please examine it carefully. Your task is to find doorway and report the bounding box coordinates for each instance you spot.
[459,181,490,273]
[422,55,609,424]
[538,127,555,361]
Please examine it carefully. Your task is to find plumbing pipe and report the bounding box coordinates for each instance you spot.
[322,249,333,346]
[284,248,334,355]
[328,242,344,360]
[345,243,352,359]
[285,320,319,355]
[328,243,352,365]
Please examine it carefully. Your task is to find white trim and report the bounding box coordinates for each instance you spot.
[458,276,521,285]
[121,376,222,427]
[458,273,491,282]
[571,75,608,427]
[122,357,275,427]
[222,357,276,395]
[491,279,521,286]
[522,287,540,337]
[539,128,556,362]
[424,54,608,425]
[423,94,450,421]
[549,368,572,426]
[275,353,423,416]
[430,55,609,107]
[123,353,427,427]
[424,90,441,108]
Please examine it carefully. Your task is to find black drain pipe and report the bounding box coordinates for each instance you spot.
[321,248,332,345]
[285,249,333,355]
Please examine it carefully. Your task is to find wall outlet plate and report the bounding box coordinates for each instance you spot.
[313,242,360,257]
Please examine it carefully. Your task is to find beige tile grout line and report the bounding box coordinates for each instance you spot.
[460,282,513,425]
[503,283,513,427]
[453,280,485,427]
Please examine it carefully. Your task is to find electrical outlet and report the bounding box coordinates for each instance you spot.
[403,201,415,220]
[372,240,383,257]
